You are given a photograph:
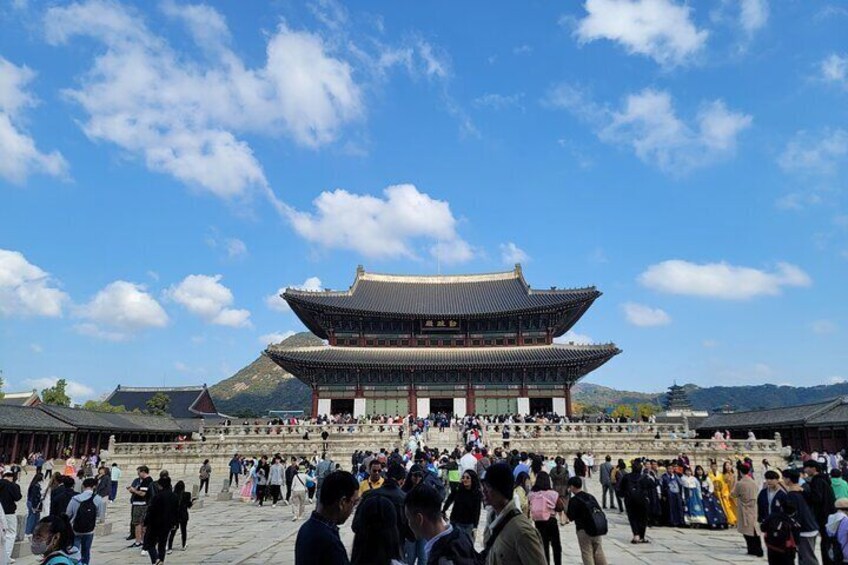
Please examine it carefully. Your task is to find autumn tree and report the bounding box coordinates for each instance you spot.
[610,404,634,420]
[42,379,71,406]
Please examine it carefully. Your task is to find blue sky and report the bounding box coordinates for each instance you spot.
[1,0,847,403]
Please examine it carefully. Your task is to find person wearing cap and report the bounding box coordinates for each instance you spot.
[804,460,837,564]
[481,462,546,565]
[0,471,22,563]
[828,498,848,560]
[732,463,763,557]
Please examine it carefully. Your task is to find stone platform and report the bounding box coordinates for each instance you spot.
[11,468,771,565]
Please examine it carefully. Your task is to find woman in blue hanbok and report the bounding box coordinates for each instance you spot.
[694,465,728,529]
[681,467,707,526]
[661,467,686,527]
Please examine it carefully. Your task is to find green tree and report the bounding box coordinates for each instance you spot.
[146,392,171,416]
[41,379,71,406]
[610,404,635,420]
[82,400,127,413]
[0,375,5,401]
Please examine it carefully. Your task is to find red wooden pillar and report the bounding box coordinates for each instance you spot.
[517,316,523,345]
[467,382,476,415]
[311,389,319,417]
[409,371,416,417]
[565,385,573,418]
[28,432,35,455]
[44,434,51,459]
[11,432,20,465]
[83,431,91,456]
[95,432,102,453]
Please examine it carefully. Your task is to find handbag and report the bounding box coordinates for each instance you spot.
[555,495,566,513]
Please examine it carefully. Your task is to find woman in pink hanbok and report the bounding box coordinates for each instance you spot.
[239,461,255,500]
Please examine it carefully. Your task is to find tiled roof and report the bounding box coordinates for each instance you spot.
[267,343,621,371]
[38,405,183,432]
[0,391,40,406]
[697,398,845,430]
[0,405,74,431]
[284,266,600,319]
[105,385,218,418]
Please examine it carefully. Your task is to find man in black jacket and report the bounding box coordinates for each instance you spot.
[0,471,22,563]
[143,476,179,564]
[352,463,412,546]
[566,477,608,565]
[803,460,837,564]
[405,484,478,565]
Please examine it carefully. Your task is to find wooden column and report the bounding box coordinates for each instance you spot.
[565,385,573,418]
[10,432,20,465]
[95,432,103,452]
[409,370,416,417]
[27,432,35,455]
[44,434,51,459]
[83,431,91,456]
[466,376,476,415]
[311,388,319,417]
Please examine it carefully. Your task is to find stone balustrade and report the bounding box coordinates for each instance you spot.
[483,421,688,439]
[201,422,405,438]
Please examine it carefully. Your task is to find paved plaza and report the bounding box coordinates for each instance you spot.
[10,470,767,565]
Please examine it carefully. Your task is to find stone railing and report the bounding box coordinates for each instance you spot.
[202,423,405,438]
[483,421,688,441]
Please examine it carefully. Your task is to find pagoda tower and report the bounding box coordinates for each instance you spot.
[267,264,620,417]
[664,383,693,411]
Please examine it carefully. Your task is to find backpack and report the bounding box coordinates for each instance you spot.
[578,493,608,537]
[762,512,798,554]
[73,496,97,534]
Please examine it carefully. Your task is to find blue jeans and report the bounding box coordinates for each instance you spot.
[110,482,118,501]
[404,538,427,565]
[25,511,41,535]
[74,534,94,565]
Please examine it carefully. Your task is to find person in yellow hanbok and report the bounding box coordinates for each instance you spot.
[710,460,737,526]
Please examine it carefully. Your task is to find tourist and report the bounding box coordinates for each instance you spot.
[109,464,121,503]
[827,498,848,560]
[732,463,764,557]
[620,459,650,543]
[0,504,6,565]
[269,457,284,507]
[480,462,546,565]
[290,464,312,522]
[803,460,836,564]
[198,460,211,496]
[50,477,75,519]
[353,464,410,556]
[528,472,562,565]
[285,457,299,505]
[359,459,385,495]
[94,467,110,523]
[30,515,81,565]
[566,476,608,565]
[782,468,820,564]
[681,467,707,527]
[573,453,587,479]
[761,498,800,564]
[694,465,727,529]
[406,483,478,565]
[513,471,531,517]
[239,460,255,501]
[712,461,737,527]
[757,470,788,525]
[442,470,482,540]
[143,475,178,564]
[43,459,54,481]
[831,469,848,501]
[166,480,192,553]
[350,496,405,565]
[610,460,626,513]
[459,445,477,476]
[0,471,21,563]
[65,477,104,565]
[255,464,268,506]
[598,456,613,510]
[295,471,360,565]
[227,454,241,488]
[127,465,152,550]
[25,472,44,538]
[549,457,570,524]
[660,464,685,527]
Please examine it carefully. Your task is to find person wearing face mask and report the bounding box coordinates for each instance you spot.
[30,515,80,565]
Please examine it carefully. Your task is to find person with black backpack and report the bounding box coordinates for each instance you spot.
[65,477,104,565]
[566,476,608,565]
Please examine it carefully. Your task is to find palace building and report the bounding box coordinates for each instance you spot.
[266,265,620,418]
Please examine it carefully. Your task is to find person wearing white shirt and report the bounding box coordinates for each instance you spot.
[459,446,477,475]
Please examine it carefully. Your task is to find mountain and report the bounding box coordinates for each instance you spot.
[210,333,848,416]
[209,332,320,416]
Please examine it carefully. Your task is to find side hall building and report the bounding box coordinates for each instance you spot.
[267,265,620,418]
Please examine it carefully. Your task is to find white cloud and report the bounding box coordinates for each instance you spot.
[165,274,251,327]
[266,276,323,312]
[0,56,68,183]
[554,330,594,345]
[779,129,848,176]
[225,239,248,258]
[821,54,848,88]
[549,86,751,173]
[0,248,69,317]
[499,242,529,265]
[811,319,838,334]
[30,343,43,353]
[513,45,532,55]
[473,93,525,111]
[259,330,296,346]
[285,184,473,262]
[623,302,671,326]
[573,0,708,67]
[44,0,363,199]
[75,280,168,340]
[638,259,812,300]
[24,377,95,404]
[829,376,846,385]
[702,339,719,348]
[739,0,769,34]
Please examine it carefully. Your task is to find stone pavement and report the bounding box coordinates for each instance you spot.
[11,473,768,565]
